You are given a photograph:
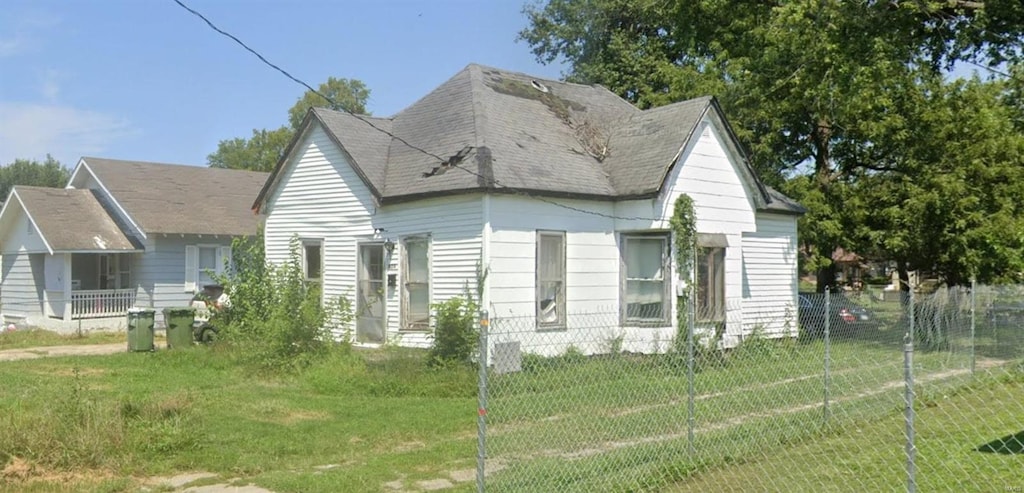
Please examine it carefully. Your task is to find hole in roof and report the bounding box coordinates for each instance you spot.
[530,80,550,93]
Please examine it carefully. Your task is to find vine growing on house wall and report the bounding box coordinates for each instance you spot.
[670,194,696,347]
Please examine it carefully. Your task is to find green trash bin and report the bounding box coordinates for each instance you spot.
[127,308,155,352]
[163,307,196,349]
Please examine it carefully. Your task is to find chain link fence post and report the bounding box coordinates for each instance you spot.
[970,278,976,376]
[824,286,831,425]
[687,291,696,457]
[476,310,489,493]
[905,290,916,493]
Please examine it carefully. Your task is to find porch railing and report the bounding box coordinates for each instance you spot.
[70,289,136,319]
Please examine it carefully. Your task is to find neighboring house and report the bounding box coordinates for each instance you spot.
[0,158,268,331]
[253,64,805,350]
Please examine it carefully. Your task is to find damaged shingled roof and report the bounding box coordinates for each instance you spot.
[256,63,804,214]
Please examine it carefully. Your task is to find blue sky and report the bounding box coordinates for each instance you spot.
[0,0,566,168]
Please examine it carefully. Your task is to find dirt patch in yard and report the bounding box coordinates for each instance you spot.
[2,456,116,485]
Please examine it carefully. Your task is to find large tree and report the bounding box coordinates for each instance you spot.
[520,0,1024,288]
[0,155,70,202]
[209,77,370,172]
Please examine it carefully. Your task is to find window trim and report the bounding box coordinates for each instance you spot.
[695,246,726,323]
[620,232,672,327]
[300,238,324,283]
[535,230,567,329]
[401,235,431,332]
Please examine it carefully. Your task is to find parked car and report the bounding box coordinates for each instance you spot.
[798,292,875,336]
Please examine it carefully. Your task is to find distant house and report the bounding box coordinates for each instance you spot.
[253,64,804,349]
[0,158,267,331]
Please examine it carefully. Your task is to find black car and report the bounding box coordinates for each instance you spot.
[798,292,875,336]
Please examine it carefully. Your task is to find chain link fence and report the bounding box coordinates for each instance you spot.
[474,283,1024,492]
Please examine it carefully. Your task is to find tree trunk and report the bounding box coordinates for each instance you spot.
[813,117,835,294]
[816,259,837,293]
[898,259,911,307]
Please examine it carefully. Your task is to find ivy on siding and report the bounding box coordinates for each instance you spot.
[670,194,696,343]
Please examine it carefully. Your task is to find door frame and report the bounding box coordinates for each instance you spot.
[355,241,387,343]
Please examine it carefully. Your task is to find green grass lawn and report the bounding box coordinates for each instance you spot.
[0,328,126,351]
[0,321,1019,492]
[671,373,1024,492]
[0,346,480,492]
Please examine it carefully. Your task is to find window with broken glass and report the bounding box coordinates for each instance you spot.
[536,230,566,329]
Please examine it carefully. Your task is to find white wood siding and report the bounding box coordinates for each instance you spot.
[1,204,49,320]
[485,119,774,353]
[488,196,618,317]
[263,124,483,346]
[742,212,799,337]
[2,203,50,254]
[1,252,43,318]
[615,121,759,347]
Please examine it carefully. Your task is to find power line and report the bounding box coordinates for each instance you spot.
[170,0,665,222]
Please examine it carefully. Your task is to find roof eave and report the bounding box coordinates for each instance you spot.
[378,186,654,206]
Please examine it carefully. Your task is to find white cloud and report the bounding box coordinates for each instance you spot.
[0,103,136,166]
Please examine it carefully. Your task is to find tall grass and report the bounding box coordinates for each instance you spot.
[0,368,200,471]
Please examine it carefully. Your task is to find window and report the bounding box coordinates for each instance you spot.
[402,237,430,331]
[536,231,566,328]
[622,234,671,325]
[98,254,131,289]
[696,247,726,321]
[302,240,323,282]
[185,245,232,292]
[198,247,217,289]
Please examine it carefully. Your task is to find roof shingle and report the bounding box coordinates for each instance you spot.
[15,186,140,252]
[81,158,268,236]
[261,63,801,214]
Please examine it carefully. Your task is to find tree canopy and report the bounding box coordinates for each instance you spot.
[208,77,370,173]
[521,0,1024,287]
[0,155,71,203]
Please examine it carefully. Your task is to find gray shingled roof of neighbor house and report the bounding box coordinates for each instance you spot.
[13,186,141,252]
[82,157,269,236]
[260,63,804,214]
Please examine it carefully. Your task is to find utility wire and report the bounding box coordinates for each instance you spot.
[170,0,665,222]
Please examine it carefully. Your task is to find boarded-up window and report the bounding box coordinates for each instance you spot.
[402,237,430,331]
[623,234,670,325]
[536,231,566,328]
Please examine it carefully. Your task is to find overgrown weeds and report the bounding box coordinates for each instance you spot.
[213,233,353,373]
[427,296,479,367]
[0,368,200,471]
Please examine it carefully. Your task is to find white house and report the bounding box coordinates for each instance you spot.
[0,158,267,331]
[253,64,804,351]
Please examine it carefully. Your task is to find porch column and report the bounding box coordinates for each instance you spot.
[63,253,72,323]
